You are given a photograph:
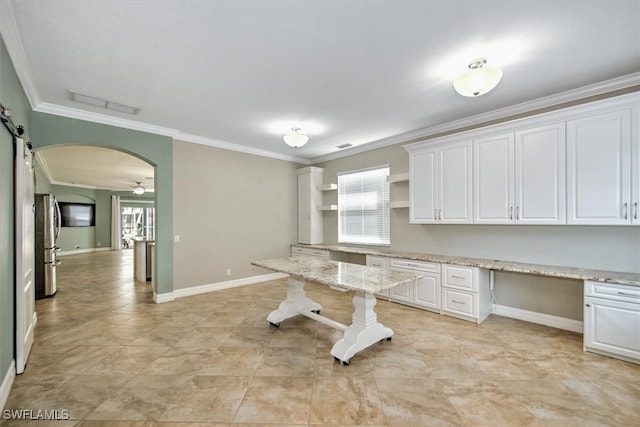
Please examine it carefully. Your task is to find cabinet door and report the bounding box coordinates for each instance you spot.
[632,106,639,225]
[515,123,566,224]
[584,296,640,362]
[473,133,515,224]
[410,149,438,223]
[439,141,473,223]
[414,273,440,311]
[567,110,631,225]
[297,173,311,243]
[389,280,414,304]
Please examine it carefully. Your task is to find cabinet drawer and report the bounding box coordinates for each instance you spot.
[442,288,477,318]
[366,255,388,269]
[585,281,640,303]
[390,258,440,273]
[291,246,330,258]
[443,265,475,290]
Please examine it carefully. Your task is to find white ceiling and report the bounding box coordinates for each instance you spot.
[1,1,639,190]
[35,146,154,192]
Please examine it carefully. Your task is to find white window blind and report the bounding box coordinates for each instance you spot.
[338,166,390,245]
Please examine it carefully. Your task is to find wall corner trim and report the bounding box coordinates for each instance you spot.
[173,273,289,300]
[492,305,583,333]
[1,360,16,411]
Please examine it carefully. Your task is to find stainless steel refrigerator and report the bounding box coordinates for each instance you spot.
[35,193,61,299]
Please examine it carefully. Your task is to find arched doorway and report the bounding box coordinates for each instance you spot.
[30,111,174,300]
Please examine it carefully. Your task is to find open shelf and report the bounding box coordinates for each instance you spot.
[389,201,410,209]
[387,173,409,183]
[318,204,338,211]
[317,183,337,191]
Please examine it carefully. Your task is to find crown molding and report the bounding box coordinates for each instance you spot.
[309,72,640,164]
[173,132,311,165]
[0,0,40,108]
[34,102,179,137]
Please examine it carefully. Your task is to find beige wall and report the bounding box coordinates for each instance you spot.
[172,140,301,290]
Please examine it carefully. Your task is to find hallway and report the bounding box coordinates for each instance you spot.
[2,250,639,426]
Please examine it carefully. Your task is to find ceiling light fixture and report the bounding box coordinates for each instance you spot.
[132,182,145,195]
[453,58,503,97]
[283,127,309,148]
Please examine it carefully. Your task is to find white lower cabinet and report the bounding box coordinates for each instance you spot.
[441,264,491,324]
[291,246,329,259]
[368,254,493,322]
[584,281,640,364]
[389,259,441,312]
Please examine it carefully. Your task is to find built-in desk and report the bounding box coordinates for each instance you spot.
[292,244,640,286]
[291,244,640,364]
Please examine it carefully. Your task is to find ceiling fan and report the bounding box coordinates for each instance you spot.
[131,181,145,195]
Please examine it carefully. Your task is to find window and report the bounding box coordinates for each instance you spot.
[338,166,390,245]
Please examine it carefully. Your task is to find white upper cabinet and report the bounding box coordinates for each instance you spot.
[632,106,640,225]
[404,92,639,227]
[515,123,566,224]
[409,140,472,224]
[473,133,514,224]
[473,124,565,224]
[567,109,631,225]
[409,148,438,223]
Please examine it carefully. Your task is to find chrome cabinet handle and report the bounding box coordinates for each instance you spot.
[451,275,466,280]
[438,209,442,221]
[451,299,466,305]
[585,303,591,307]
[624,202,628,220]
[434,209,437,220]
[516,206,520,220]
[634,202,638,220]
[509,206,513,220]
[617,291,639,297]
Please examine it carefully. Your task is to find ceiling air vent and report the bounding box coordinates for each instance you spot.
[336,143,353,149]
[69,91,140,115]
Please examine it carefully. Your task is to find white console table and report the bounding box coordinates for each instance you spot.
[251,257,423,365]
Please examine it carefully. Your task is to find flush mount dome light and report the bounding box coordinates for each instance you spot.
[453,58,503,97]
[283,127,309,148]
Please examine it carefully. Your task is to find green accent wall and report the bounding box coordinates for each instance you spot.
[0,35,32,382]
[49,185,112,251]
[30,112,174,296]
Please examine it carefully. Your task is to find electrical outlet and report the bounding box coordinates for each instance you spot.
[174,235,180,243]
[226,269,231,276]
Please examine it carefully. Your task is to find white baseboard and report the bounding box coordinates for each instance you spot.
[1,360,16,411]
[153,292,175,304]
[58,247,111,257]
[173,273,289,300]
[492,304,583,333]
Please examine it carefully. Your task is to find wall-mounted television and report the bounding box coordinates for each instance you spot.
[59,202,95,227]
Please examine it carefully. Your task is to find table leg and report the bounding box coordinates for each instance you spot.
[267,277,322,326]
[330,291,393,364]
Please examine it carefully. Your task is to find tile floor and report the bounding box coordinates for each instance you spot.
[2,250,639,426]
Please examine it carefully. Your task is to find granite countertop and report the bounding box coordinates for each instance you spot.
[292,244,640,287]
[252,257,424,293]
